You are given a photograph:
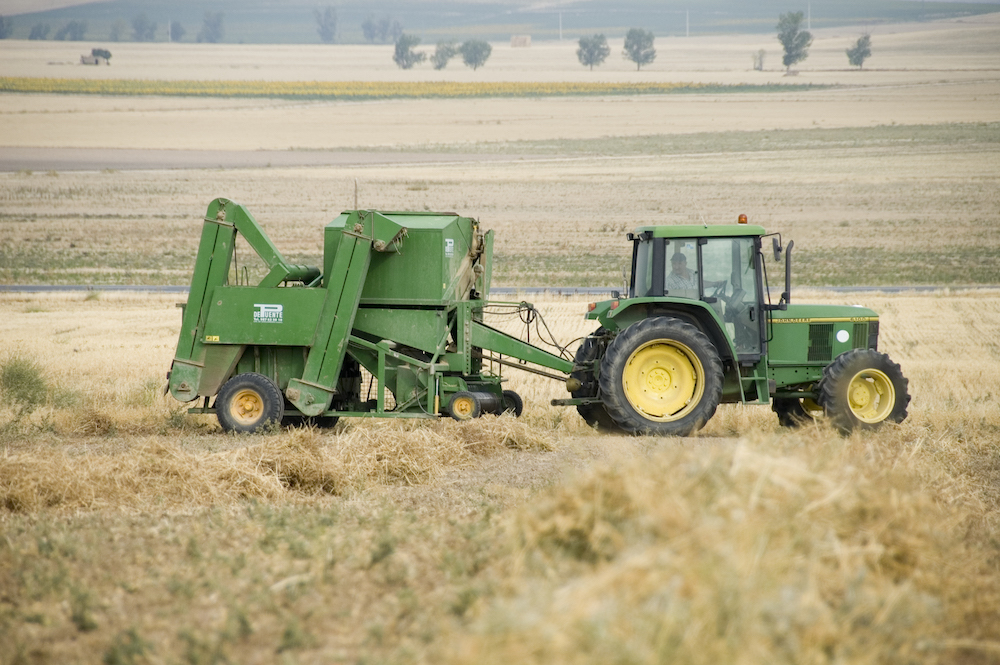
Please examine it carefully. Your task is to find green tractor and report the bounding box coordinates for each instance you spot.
[556,217,910,435]
[168,199,908,436]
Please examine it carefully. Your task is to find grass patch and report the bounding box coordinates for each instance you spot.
[362,122,1000,156]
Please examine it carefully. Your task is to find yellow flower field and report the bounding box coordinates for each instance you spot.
[0,76,805,99]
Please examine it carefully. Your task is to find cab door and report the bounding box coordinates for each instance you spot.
[700,237,763,359]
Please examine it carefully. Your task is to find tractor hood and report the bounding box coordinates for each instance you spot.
[769,303,879,324]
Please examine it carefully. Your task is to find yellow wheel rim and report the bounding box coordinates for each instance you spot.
[452,395,476,419]
[230,388,264,425]
[847,368,895,423]
[622,340,704,422]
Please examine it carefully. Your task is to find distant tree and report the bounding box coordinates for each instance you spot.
[108,19,126,41]
[623,28,656,70]
[383,17,403,43]
[846,33,872,69]
[197,12,224,43]
[361,16,378,42]
[29,23,50,40]
[55,20,87,41]
[752,49,766,71]
[0,16,13,39]
[431,41,457,70]
[362,15,402,43]
[315,6,337,44]
[777,11,812,72]
[459,39,492,70]
[170,21,185,42]
[132,14,157,42]
[577,34,610,70]
[393,33,426,69]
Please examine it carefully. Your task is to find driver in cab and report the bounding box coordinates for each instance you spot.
[666,252,727,298]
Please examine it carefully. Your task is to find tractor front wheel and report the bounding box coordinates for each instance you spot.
[216,373,284,433]
[598,317,723,436]
[818,349,910,434]
[772,396,823,428]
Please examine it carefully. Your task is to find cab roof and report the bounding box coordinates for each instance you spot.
[633,224,767,239]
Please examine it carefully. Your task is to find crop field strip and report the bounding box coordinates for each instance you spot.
[0,77,826,100]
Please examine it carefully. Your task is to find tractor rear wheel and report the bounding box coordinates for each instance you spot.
[216,373,284,433]
[818,349,910,434]
[598,317,723,436]
[571,328,622,432]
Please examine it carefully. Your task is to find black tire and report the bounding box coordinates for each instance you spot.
[448,391,482,421]
[817,349,910,434]
[571,328,623,432]
[598,317,724,436]
[772,397,822,428]
[216,372,284,434]
[281,412,340,429]
[501,390,524,417]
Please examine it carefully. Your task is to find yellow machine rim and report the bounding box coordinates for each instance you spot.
[802,397,824,418]
[452,395,476,419]
[847,368,895,423]
[230,388,264,425]
[622,340,704,422]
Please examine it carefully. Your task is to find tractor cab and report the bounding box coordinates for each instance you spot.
[627,223,769,362]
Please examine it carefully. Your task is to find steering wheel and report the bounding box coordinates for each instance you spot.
[721,287,748,322]
[710,281,728,299]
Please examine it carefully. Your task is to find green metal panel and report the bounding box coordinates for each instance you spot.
[324,210,486,304]
[352,306,449,353]
[768,304,878,366]
[202,286,325,346]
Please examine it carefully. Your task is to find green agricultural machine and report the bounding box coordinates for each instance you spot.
[168,199,909,436]
[168,198,575,432]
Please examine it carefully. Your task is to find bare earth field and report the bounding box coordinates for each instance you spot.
[1,15,1000,665]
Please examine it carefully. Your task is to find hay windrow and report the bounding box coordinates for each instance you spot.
[0,416,553,513]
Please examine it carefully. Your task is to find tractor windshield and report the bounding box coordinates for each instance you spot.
[632,235,762,356]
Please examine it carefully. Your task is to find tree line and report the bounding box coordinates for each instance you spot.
[0,9,873,71]
[575,14,872,72]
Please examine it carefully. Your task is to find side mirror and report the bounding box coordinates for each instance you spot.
[772,237,782,262]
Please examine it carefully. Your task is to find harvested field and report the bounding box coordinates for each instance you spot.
[1,290,1000,663]
[1,13,999,665]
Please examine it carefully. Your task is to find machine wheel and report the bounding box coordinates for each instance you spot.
[216,373,284,433]
[598,317,723,436]
[817,349,910,434]
[772,396,823,428]
[571,328,623,432]
[501,390,524,417]
[448,391,482,421]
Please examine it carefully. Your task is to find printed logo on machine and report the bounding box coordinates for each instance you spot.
[444,238,455,258]
[254,303,283,324]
